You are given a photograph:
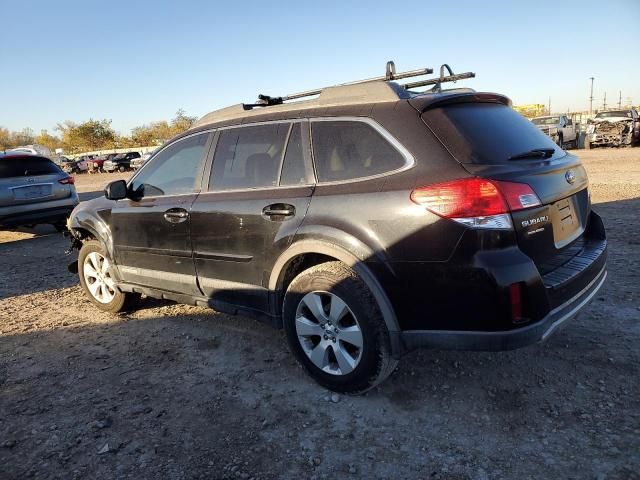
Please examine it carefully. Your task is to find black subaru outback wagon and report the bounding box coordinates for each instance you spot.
[67,63,607,393]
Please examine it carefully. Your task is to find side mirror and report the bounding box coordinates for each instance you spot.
[104,180,128,200]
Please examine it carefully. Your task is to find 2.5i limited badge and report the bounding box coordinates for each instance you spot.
[521,215,549,228]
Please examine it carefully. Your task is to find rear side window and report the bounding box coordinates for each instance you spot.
[210,123,289,190]
[130,133,209,196]
[311,120,406,182]
[422,103,564,164]
[0,156,60,178]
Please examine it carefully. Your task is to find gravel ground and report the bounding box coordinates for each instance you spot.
[1,150,639,480]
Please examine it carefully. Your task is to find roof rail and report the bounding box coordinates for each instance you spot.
[194,61,478,127]
[244,61,444,110]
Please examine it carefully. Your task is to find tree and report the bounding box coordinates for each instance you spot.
[131,120,172,146]
[170,109,197,135]
[35,130,62,151]
[12,128,35,147]
[56,119,116,153]
[0,127,12,150]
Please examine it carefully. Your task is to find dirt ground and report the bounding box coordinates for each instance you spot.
[1,150,639,480]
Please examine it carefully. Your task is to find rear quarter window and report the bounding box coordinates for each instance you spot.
[311,120,407,182]
[0,156,61,178]
[422,103,565,164]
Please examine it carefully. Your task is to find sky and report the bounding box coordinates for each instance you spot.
[1,0,639,136]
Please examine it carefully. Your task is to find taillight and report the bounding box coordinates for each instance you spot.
[410,178,541,230]
[492,180,541,211]
[58,176,75,185]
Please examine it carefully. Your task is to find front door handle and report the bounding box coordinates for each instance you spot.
[163,208,189,224]
[262,204,295,219]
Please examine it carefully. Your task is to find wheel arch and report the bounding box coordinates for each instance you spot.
[69,211,114,258]
[269,238,400,333]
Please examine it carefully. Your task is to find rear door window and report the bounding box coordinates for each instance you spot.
[311,120,406,182]
[422,103,564,164]
[209,123,289,190]
[0,156,60,178]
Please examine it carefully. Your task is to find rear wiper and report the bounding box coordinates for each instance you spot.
[508,148,555,161]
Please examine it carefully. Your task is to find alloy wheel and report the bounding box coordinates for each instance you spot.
[295,291,364,376]
[83,251,116,304]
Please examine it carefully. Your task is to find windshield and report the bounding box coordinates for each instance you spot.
[422,103,564,164]
[113,154,126,160]
[531,117,560,125]
[595,111,631,119]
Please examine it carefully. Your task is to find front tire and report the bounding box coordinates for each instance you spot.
[118,165,126,172]
[283,261,397,394]
[78,240,140,313]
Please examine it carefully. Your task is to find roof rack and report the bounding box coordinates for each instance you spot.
[403,64,475,92]
[243,61,475,110]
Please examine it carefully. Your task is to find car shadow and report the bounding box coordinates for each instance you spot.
[0,197,638,478]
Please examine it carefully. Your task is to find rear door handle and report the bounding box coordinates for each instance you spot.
[163,208,189,223]
[262,204,295,219]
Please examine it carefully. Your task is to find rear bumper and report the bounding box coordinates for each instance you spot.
[0,196,79,228]
[395,265,606,353]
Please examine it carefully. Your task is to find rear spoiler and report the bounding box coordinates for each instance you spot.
[409,92,512,113]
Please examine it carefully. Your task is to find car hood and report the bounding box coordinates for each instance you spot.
[73,194,115,214]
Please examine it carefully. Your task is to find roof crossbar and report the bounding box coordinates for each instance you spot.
[402,64,475,91]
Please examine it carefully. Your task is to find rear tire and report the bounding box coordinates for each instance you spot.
[78,240,140,313]
[283,261,397,394]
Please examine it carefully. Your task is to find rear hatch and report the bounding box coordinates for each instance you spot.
[0,155,73,207]
[417,98,592,273]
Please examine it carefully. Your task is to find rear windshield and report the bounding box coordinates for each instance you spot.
[422,103,565,164]
[0,156,61,178]
[531,117,560,125]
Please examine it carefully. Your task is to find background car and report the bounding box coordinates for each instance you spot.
[130,150,155,170]
[62,156,89,174]
[585,109,640,148]
[0,152,79,230]
[87,153,117,173]
[103,152,141,172]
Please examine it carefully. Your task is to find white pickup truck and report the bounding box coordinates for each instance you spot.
[531,115,579,148]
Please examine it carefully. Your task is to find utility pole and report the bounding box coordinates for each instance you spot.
[589,77,594,114]
[618,91,622,109]
[548,97,551,115]
[603,92,607,111]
